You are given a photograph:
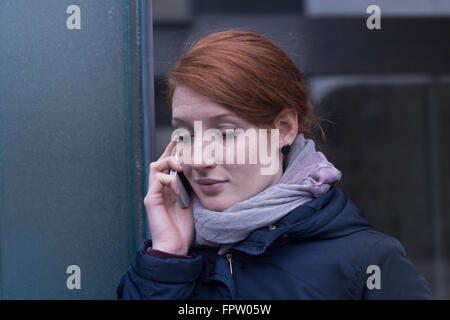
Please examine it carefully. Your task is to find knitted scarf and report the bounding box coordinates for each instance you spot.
[192,133,342,254]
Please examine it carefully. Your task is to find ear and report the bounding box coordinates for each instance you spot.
[273,108,298,147]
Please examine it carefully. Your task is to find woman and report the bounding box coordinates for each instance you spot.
[116,29,432,299]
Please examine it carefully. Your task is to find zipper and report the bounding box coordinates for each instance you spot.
[225,253,233,275]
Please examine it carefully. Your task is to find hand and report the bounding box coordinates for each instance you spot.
[144,140,194,256]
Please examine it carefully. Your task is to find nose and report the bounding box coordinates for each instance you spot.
[190,135,218,169]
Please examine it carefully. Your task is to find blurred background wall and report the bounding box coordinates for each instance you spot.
[0,0,151,299]
[152,0,450,299]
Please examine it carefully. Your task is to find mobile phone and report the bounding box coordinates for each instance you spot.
[169,169,193,208]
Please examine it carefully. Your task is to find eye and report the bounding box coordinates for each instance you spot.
[176,133,194,143]
[221,129,237,139]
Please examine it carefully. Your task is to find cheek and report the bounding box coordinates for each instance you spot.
[225,163,259,187]
[181,164,193,180]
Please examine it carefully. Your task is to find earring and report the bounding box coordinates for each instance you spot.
[281,144,291,155]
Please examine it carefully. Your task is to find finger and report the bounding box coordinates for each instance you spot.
[158,139,178,160]
[149,156,183,175]
[149,172,180,196]
[144,173,179,231]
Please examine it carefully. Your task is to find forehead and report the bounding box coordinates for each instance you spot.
[171,85,238,124]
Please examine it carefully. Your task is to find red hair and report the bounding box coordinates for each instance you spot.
[166,29,325,140]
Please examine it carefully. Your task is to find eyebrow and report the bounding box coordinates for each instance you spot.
[172,113,239,127]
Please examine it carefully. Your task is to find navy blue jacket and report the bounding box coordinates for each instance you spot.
[116,187,432,299]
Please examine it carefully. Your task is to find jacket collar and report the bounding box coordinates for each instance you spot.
[226,187,373,255]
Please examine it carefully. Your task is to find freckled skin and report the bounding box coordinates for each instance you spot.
[171,84,285,212]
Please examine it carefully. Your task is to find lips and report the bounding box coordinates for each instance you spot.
[195,178,227,194]
[195,178,225,185]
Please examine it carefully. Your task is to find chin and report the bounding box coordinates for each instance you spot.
[201,199,230,212]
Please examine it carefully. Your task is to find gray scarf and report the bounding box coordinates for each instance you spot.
[192,133,342,254]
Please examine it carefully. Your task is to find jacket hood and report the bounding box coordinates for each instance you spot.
[230,187,374,255]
